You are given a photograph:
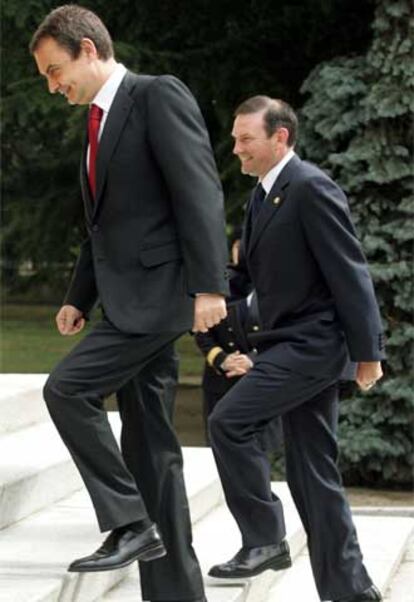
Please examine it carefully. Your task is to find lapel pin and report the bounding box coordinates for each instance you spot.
[272,196,281,205]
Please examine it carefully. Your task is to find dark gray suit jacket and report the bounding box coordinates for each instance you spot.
[231,154,385,377]
[65,72,228,332]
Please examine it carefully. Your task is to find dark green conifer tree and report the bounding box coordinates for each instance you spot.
[299,0,413,486]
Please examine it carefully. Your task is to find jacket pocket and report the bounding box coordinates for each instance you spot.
[139,239,182,267]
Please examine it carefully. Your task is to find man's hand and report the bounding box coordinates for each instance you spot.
[356,361,383,391]
[56,305,85,336]
[222,351,253,378]
[192,294,227,333]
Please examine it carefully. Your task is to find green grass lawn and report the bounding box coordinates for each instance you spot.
[1,304,204,378]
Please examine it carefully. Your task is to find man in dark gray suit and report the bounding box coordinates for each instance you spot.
[30,5,228,602]
[208,96,384,602]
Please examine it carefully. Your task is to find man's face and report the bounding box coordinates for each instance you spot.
[232,111,282,179]
[34,36,98,105]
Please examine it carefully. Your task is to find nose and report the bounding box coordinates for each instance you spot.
[47,76,59,94]
[233,139,241,155]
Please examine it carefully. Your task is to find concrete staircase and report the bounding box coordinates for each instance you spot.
[0,375,413,602]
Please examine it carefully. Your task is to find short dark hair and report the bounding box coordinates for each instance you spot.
[234,95,298,146]
[29,4,114,60]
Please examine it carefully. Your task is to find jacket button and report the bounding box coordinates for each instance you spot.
[228,342,235,348]
[252,325,259,331]
[228,327,233,332]
[92,225,99,232]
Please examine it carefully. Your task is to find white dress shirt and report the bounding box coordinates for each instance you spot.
[87,63,127,170]
[261,149,296,195]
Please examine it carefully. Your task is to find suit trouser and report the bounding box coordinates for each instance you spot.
[203,384,283,453]
[208,354,372,601]
[43,318,204,601]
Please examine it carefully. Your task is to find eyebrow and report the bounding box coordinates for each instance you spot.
[231,133,253,139]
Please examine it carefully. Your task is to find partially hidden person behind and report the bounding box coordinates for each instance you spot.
[208,95,384,602]
[30,5,229,602]
[195,231,282,452]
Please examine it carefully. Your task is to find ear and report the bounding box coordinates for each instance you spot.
[275,127,289,145]
[80,37,98,59]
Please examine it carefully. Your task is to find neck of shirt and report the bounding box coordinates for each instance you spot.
[86,63,127,170]
[260,149,295,195]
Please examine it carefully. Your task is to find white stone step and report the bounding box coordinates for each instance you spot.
[0,407,221,531]
[0,374,49,434]
[0,421,83,529]
[103,569,245,602]
[384,531,414,602]
[268,515,414,602]
[0,489,131,602]
[0,446,223,602]
[182,445,224,525]
[0,575,62,602]
[103,482,306,602]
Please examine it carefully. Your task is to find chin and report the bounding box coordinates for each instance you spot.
[240,162,257,177]
[242,167,256,177]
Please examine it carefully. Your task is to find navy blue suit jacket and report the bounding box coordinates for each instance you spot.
[231,154,385,378]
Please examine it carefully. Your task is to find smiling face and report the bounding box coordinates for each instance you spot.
[231,110,289,180]
[33,36,100,105]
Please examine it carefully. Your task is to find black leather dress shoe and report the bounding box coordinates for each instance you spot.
[208,540,291,578]
[68,523,166,572]
[334,584,382,601]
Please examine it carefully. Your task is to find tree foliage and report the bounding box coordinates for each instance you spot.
[299,0,413,487]
[1,1,86,293]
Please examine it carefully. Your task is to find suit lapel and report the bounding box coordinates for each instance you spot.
[242,189,255,253]
[80,129,94,223]
[92,73,135,215]
[248,155,301,256]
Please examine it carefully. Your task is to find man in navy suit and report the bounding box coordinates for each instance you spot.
[30,5,228,602]
[208,96,384,602]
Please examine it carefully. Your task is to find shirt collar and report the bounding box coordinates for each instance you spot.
[91,63,127,114]
[261,149,296,195]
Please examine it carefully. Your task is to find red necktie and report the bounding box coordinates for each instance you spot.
[88,103,103,199]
